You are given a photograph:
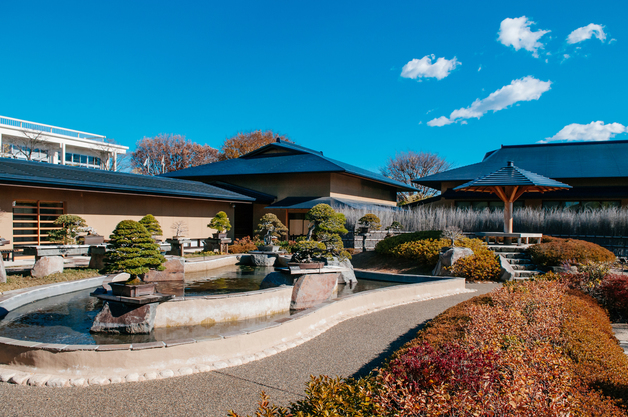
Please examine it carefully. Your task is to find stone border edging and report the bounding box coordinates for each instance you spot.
[354,268,455,283]
[0,258,472,388]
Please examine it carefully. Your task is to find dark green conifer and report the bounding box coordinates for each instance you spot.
[102,220,166,280]
[139,214,163,236]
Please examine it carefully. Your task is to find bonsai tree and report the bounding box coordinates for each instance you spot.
[139,214,163,237]
[291,204,350,262]
[254,213,288,245]
[102,220,166,284]
[208,211,232,235]
[386,221,403,231]
[442,225,463,247]
[358,213,381,231]
[48,214,88,245]
[171,220,188,238]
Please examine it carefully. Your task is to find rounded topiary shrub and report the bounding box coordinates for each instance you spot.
[139,214,163,237]
[528,237,615,267]
[102,220,166,280]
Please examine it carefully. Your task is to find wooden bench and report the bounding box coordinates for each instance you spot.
[474,232,543,246]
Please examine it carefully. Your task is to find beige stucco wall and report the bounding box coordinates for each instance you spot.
[0,185,241,248]
[330,173,397,204]
[226,173,332,201]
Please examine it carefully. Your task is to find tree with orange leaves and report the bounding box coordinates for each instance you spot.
[219,130,291,160]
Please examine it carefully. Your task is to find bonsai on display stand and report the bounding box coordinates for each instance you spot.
[102,220,166,297]
[357,213,381,234]
[290,204,351,268]
[140,214,164,241]
[208,211,232,239]
[255,213,288,252]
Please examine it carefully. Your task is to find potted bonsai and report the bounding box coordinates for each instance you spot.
[208,211,232,239]
[48,214,88,245]
[140,214,163,241]
[254,213,288,252]
[290,204,350,268]
[102,220,166,297]
[357,213,381,234]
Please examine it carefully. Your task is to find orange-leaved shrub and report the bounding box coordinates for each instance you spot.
[528,236,615,267]
[228,236,257,254]
[374,230,441,256]
[599,274,628,321]
[232,281,628,416]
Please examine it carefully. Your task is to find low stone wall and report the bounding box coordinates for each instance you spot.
[183,255,241,273]
[154,287,292,328]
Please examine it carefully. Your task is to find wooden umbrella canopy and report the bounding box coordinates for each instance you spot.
[453,161,572,233]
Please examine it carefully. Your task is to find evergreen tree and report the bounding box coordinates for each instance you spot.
[207,211,232,233]
[48,214,87,245]
[102,220,166,281]
[139,214,163,236]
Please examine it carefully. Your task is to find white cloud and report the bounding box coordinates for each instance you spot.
[541,121,627,143]
[478,65,482,72]
[427,76,551,127]
[498,16,550,58]
[400,54,460,80]
[567,24,606,44]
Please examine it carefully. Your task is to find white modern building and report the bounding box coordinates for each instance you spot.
[0,115,128,170]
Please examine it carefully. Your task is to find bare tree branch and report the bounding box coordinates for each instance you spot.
[380,150,451,203]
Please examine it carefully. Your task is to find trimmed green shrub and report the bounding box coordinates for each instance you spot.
[48,214,87,244]
[139,214,163,236]
[102,220,166,280]
[375,230,442,256]
[528,236,615,267]
[207,211,232,233]
[292,204,350,263]
[290,240,326,263]
[385,221,403,231]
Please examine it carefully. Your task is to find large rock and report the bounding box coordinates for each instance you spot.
[90,301,157,334]
[260,271,293,289]
[441,247,474,267]
[326,258,357,284]
[250,254,277,266]
[31,256,64,278]
[291,272,339,311]
[432,247,474,276]
[498,255,516,282]
[0,256,5,283]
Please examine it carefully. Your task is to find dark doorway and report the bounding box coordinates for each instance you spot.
[233,204,254,239]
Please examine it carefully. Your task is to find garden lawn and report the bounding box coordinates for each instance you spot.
[0,268,101,292]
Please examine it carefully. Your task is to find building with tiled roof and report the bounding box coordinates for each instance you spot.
[412,140,628,210]
[164,139,416,237]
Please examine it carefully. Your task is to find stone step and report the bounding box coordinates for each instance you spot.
[511,264,538,271]
[514,270,542,278]
[488,246,530,253]
[500,252,530,259]
[505,258,533,264]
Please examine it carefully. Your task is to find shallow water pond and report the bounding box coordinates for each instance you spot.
[0,265,397,345]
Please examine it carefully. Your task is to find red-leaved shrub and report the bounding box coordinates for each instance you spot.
[599,274,628,321]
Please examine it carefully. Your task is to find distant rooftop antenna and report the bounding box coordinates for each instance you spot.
[507,161,514,167]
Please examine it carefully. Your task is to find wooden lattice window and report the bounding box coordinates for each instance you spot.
[12,201,65,247]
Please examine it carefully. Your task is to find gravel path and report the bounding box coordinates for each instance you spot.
[0,283,499,417]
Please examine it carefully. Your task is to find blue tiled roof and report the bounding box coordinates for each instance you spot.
[454,162,571,192]
[163,141,417,192]
[0,158,254,202]
[415,140,628,189]
[265,196,400,210]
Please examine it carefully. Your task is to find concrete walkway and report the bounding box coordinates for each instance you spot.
[0,282,499,417]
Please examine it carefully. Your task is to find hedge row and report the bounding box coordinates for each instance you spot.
[230,281,628,416]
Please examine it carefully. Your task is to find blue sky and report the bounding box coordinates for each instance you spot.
[1,0,626,173]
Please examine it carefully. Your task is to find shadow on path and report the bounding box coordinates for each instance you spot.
[350,319,429,379]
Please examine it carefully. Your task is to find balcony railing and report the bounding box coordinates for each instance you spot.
[0,115,106,142]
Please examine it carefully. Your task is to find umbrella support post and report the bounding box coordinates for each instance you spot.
[503,201,513,244]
